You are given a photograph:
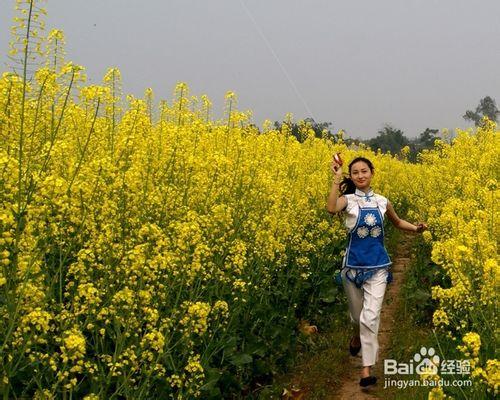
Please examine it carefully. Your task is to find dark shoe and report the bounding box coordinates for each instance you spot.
[349,337,361,356]
[359,376,377,387]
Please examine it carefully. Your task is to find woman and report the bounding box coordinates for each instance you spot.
[326,155,428,388]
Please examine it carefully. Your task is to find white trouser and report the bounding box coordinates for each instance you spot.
[341,267,388,367]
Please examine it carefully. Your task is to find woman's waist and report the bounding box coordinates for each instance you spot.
[342,264,390,270]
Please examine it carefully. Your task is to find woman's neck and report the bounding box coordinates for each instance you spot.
[356,186,372,194]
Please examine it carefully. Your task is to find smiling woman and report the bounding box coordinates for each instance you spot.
[326,155,428,388]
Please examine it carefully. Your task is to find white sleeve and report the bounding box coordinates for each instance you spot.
[377,195,388,217]
[343,194,358,231]
[341,194,348,211]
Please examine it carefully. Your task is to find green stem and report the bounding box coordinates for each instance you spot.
[67,98,101,194]
[14,0,34,267]
[177,86,184,126]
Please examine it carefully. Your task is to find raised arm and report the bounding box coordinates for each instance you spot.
[326,155,348,214]
[326,186,347,214]
[385,200,428,232]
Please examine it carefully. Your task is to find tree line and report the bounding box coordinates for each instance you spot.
[273,96,498,163]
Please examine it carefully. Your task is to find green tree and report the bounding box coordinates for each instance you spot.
[463,96,499,126]
[367,124,409,154]
[274,118,335,142]
[416,128,439,147]
[408,128,439,162]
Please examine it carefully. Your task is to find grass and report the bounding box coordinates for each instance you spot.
[254,304,352,399]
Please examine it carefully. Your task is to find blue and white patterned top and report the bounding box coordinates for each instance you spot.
[343,188,388,231]
[342,187,392,269]
[335,187,394,288]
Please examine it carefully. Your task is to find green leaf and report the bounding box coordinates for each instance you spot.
[320,286,338,303]
[229,353,253,366]
[199,367,222,395]
[246,340,267,357]
[407,288,430,302]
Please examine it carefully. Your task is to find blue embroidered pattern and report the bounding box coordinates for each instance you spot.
[340,190,393,288]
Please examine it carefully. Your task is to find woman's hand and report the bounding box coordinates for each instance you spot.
[331,154,343,178]
[415,222,428,233]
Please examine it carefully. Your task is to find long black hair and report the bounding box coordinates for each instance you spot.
[339,157,375,195]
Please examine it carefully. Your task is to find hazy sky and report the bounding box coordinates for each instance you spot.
[2,0,500,139]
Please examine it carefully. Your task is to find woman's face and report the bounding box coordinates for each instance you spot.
[349,161,373,190]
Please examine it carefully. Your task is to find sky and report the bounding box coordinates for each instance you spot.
[1,0,500,139]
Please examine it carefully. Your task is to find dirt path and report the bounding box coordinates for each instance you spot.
[329,233,413,400]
